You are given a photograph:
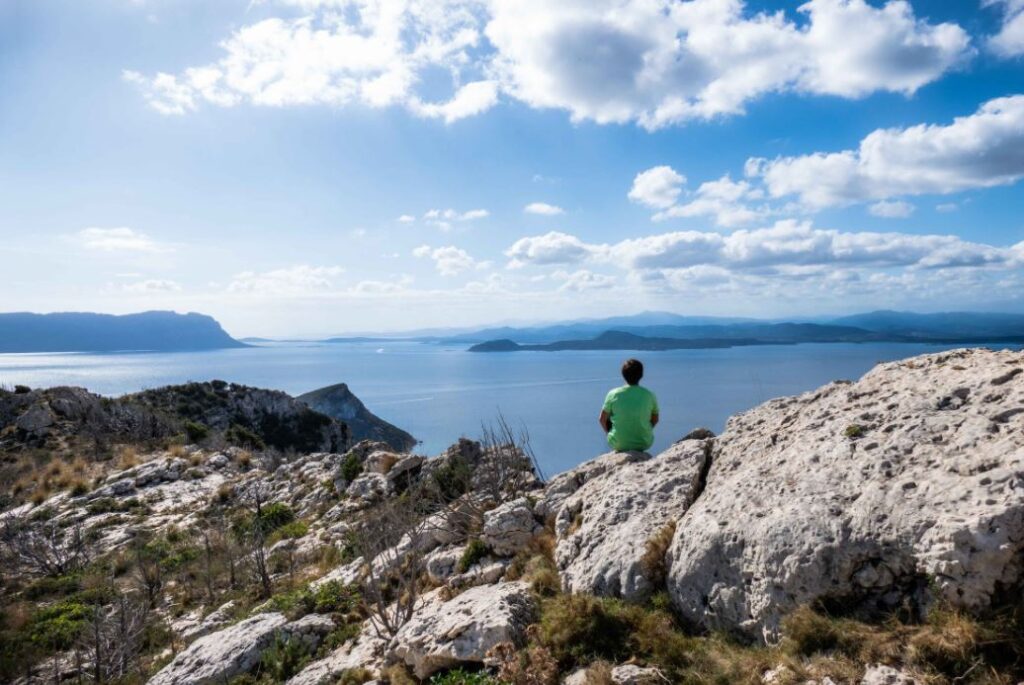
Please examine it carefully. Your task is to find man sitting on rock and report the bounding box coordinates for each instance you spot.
[599,358,659,452]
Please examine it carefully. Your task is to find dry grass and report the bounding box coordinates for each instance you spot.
[640,521,676,590]
[115,445,140,469]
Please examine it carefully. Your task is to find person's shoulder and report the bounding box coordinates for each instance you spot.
[641,385,658,401]
[605,385,624,398]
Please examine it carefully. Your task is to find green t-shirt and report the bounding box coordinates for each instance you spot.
[602,384,659,452]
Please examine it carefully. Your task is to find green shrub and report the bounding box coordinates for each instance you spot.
[268,520,309,544]
[458,539,490,573]
[183,420,211,443]
[256,502,296,535]
[259,633,311,683]
[312,580,360,615]
[24,574,82,600]
[428,667,500,684]
[337,668,376,685]
[226,424,265,449]
[430,456,473,502]
[340,452,362,483]
[29,600,91,650]
[844,424,865,439]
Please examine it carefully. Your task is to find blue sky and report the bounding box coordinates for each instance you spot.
[2,0,1024,336]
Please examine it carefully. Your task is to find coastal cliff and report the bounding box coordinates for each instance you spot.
[1,348,1022,684]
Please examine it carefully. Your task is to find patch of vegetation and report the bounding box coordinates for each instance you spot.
[844,424,865,439]
[257,633,311,683]
[227,424,265,450]
[428,667,501,685]
[261,581,361,620]
[340,452,362,483]
[458,538,490,573]
[429,455,473,502]
[183,420,211,443]
[267,520,309,544]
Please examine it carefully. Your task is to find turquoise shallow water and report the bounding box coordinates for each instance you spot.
[0,341,1017,475]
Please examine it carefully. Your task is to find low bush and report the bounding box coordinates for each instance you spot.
[268,520,309,544]
[458,539,490,573]
[428,667,500,684]
[340,452,362,484]
[183,420,210,443]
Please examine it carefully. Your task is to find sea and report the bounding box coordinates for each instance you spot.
[1,341,1018,476]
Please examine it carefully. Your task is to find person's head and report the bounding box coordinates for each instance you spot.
[621,358,644,386]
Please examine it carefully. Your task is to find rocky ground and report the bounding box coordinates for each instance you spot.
[1,347,1022,685]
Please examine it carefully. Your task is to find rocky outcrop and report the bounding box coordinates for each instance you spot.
[148,613,290,685]
[482,497,541,556]
[298,383,416,452]
[389,581,537,678]
[286,627,387,685]
[667,348,1024,642]
[556,439,709,601]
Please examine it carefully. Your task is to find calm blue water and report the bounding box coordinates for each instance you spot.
[0,342,1015,475]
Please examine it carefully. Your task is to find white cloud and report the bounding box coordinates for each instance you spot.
[751,95,1024,208]
[868,200,915,218]
[227,265,344,295]
[424,208,489,231]
[78,227,167,252]
[413,244,488,275]
[524,202,565,216]
[936,202,959,213]
[653,175,767,227]
[486,0,970,129]
[505,231,600,267]
[628,166,685,209]
[121,279,182,293]
[124,1,494,121]
[397,214,416,223]
[127,0,971,129]
[553,269,616,291]
[505,221,1022,274]
[985,0,1024,56]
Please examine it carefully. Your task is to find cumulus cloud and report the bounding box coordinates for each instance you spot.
[653,175,768,227]
[524,202,565,216]
[121,279,182,293]
[751,95,1024,208]
[628,166,685,209]
[78,227,168,252]
[505,231,601,268]
[227,265,344,295]
[985,0,1024,56]
[397,214,416,223]
[553,269,616,291]
[424,208,489,231]
[413,244,488,275]
[505,221,1021,275]
[868,200,915,218]
[126,0,971,129]
[124,1,494,121]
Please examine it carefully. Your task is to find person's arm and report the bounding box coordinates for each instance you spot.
[650,412,659,427]
[650,391,660,427]
[599,410,612,433]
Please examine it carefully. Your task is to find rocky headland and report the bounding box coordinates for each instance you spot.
[0,347,1022,685]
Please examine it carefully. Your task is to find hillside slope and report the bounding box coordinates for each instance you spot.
[297,383,415,451]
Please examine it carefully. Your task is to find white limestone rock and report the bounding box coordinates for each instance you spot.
[536,450,651,520]
[482,497,540,556]
[667,348,1024,643]
[286,626,387,685]
[611,664,668,684]
[148,612,289,685]
[860,664,923,685]
[555,439,709,601]
[389,581,537,679]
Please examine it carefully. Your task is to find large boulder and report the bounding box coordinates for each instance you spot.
[286,626,387,685]
[555,440,709,601]
[482,497,540,556]
[389,581,537,678]
[536,450,651,520]
[667,348,1024,643]
[148,613,289,685]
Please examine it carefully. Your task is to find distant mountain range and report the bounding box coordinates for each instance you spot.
[0,311,246,353]
[464,310,1024,352]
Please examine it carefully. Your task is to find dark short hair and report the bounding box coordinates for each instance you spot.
[621,358,643,385]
